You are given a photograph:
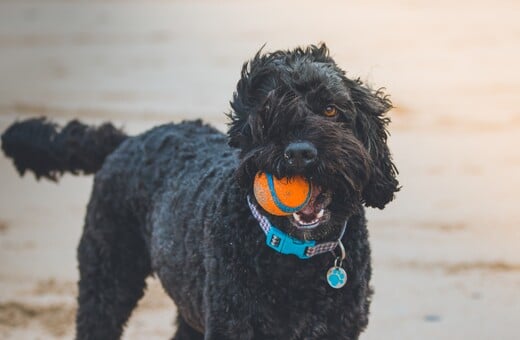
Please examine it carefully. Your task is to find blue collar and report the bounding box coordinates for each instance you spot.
[247,196,340,259]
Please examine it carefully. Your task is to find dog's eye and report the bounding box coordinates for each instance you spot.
[323,105,338,117]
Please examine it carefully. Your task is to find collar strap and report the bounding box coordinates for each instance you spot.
[247,196,340,259]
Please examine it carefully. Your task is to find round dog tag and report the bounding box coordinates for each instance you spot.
[326,266,347,289]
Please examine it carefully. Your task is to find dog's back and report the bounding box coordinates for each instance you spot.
[1,118,233,211]
[91,119,239,240]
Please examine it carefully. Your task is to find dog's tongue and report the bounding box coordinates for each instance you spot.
[300,185,322,215]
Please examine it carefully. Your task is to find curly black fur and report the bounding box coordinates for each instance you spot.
[1,44,398,339]
[1,117,126,180]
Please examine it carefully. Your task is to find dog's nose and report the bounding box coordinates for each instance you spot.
[284,142,318,170]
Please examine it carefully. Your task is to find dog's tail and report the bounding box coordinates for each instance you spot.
[1,117,127,181]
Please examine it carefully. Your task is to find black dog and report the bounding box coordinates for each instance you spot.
[1,44,398,339]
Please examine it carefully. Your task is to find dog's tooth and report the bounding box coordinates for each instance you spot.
[292,211,325,229]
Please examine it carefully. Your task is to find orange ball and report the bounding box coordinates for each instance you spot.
[253,172,312,216]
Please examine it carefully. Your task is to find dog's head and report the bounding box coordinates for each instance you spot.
[228,44,399,241]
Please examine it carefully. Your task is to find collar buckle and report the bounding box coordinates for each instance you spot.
[266,226,316,259]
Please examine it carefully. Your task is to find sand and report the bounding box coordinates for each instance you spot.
[0,1,519,339]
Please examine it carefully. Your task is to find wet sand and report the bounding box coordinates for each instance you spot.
[0,1,519,339]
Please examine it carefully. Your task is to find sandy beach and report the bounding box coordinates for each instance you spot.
[0,1,519,339]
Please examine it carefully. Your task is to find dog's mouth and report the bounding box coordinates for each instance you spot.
[289,185,332,230]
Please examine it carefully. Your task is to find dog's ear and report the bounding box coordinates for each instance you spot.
[227,59,253,149]
[227,47,274,149]
[348,79,399,209]
[227,111,251,149]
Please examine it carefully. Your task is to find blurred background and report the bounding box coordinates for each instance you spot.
[0,1,518,339]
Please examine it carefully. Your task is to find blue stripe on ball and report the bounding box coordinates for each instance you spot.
[266,173,311,213]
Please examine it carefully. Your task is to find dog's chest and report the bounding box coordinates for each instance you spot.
[152,224,357,337]
[148,185,369,338]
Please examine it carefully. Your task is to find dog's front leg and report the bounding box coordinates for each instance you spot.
[202,257,255,340]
